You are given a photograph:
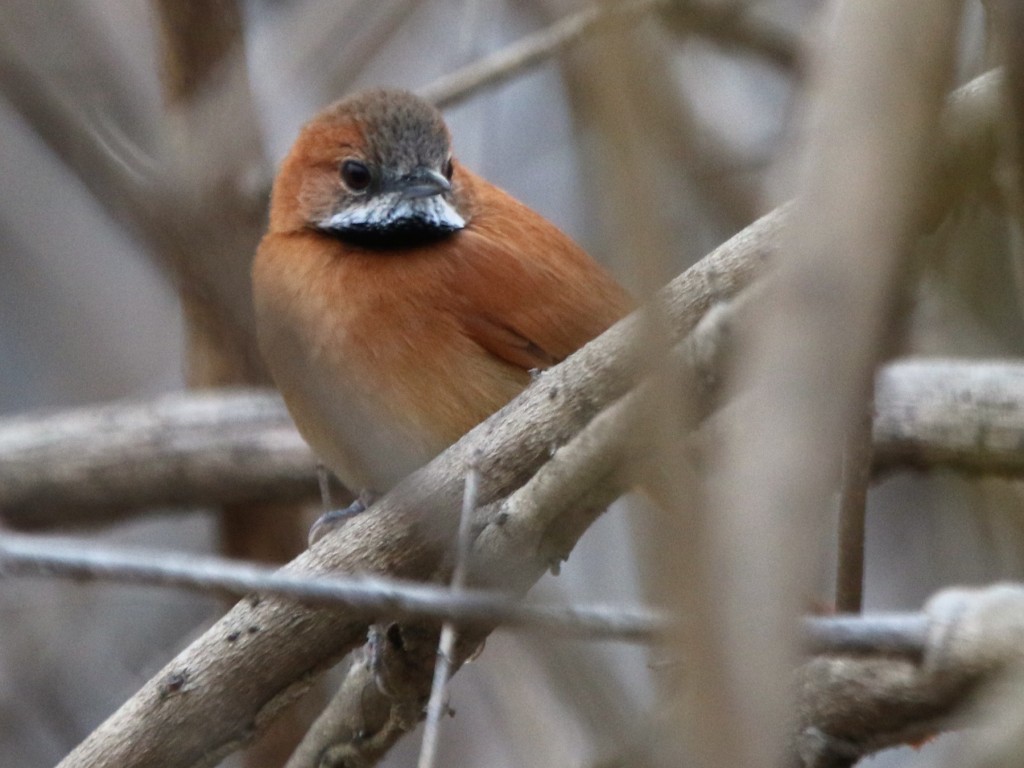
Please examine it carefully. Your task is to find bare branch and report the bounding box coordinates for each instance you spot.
[798,585,1024,766]
[0,525,951,658]
[417,463,481,768]
[835,402,874,613]
[659,0,800,71]
[419,0,662,109]
[707,4,965,768]
[0,391,320,528]
[0,531,664,643]
[52,196,778,768]
[418,0,799,111]
[872,359,1024,476]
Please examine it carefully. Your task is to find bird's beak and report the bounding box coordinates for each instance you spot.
[398,168,452,199]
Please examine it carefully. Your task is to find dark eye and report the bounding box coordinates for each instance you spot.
[443,157,454,181]
[341,159,372,191]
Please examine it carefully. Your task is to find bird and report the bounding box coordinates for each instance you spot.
[252,88,633,541]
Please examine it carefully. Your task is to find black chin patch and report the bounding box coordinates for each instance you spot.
[324,220,461,250]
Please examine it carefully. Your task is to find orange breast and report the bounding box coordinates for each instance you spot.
[253,169,633,493]
[253,232,529,491]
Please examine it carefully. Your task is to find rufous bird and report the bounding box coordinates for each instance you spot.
[253,89,633,540]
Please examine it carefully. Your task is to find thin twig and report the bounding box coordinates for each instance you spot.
[418,0,800,111]
[418,460,481,768]
[0,530,935,660]
[419,0,662,109]
[0,531,663,643]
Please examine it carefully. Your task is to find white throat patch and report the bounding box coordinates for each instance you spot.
[320,194,466,234]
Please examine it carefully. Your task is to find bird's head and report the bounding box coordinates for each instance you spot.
[269,89,468,247]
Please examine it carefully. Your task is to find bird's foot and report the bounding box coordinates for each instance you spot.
[308,489,379,546]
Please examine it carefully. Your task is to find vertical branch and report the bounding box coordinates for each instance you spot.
[835,400,874,613]
[985,1,1024,322]
[417,461,481,768]
[708,2,964,768]
[153,0,268,387]
[561,12,729,765]
[152,2,315,765]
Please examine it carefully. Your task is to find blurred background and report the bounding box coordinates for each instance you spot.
[1,1,1020,766]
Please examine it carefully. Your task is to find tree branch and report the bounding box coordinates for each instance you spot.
[797,585,1024,766]
[0,390,321,528]
[52,194,778,768]
[22,517,1024,768]
[0,531,665,643]
[36,62,1009,765]
[11,355,1024,529]
[705,4,965,768]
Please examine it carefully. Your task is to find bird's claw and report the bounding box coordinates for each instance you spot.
[308,498,367,545]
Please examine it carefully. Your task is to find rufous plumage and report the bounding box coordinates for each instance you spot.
[253,89,633,527]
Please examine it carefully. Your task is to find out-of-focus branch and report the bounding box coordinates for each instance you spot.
[707,5,965,768]
[419,0,798,111]
[420,0,662,109]
[0,391,320,528]
[0,7,271,382]
[797,585,1024,767]
[153,0,269,387]
[154,5,312,763]
[659,0,800,71]
[17,355,1024,528]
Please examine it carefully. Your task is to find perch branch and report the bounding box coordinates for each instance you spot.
[53,199,779,768]
[0,66,1003,528]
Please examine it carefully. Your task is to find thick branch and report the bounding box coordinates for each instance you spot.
[0,391,318,527]
[797,585,1024,766]
[707,4,965,768]
[872,359,1024,475]
[11,355,1024,528]
[53,199,778,768]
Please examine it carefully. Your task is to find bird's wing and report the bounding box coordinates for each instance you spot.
[452,185,634,373]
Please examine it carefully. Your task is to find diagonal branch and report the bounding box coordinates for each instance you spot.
[53,197,780,768]
[419,0,799,110]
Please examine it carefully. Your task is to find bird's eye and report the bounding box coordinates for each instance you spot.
[443,157,454,181]
[341,159,372,191]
